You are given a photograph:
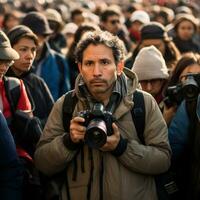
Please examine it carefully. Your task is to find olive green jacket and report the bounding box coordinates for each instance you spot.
[34,68,171,200]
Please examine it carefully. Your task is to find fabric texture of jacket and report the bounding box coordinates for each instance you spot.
[173,37,200,53]
[6,68,54,128]
[33,42,71,100]
[35,68,171,200]
[168,101,190,161]
[0,111,23,200]
[0,77,31,120]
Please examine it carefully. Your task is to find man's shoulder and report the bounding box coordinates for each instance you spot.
[26,72,46,84]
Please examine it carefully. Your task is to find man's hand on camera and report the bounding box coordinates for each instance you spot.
[100,123,120,151]
[70,116,86,143]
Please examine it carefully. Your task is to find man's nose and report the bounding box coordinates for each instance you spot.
[93,64,102,76]
[146,82,153,91]
[26,50,34,59]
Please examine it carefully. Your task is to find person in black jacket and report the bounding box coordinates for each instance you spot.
[0,110,23,200]
[6,25,54,128]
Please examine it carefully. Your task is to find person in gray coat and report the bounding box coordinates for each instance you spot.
[35,30,171,200]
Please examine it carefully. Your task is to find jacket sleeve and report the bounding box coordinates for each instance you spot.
[168,101,190,161]
[0,111,23,200]
[118,92,171,175]
[34,95,78,176]
[17,80,32,111]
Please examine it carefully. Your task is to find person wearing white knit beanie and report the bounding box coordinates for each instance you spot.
[132,45,169,109]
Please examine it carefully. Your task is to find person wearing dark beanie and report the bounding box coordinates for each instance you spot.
[125,21,180,71]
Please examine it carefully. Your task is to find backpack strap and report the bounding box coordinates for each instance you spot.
[131,89,145,145]
[3,76,21,115]
[62,90,78,132]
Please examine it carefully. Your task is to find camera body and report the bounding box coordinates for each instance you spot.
[79,103,114,148]
[164,73,200,107]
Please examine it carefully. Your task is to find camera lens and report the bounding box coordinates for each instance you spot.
[85,119,107,148]
[183,84,199,100]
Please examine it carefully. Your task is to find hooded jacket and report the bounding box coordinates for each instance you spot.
[6,68,54,128]
[35,68,171,200]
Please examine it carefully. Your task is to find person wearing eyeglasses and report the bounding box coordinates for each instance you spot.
[132,45,169,111]
[100,8,132,53]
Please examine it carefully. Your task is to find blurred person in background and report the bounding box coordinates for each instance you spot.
[100,8,132,53]
[132,45,169,111]
[128,10,150,45]
[172,13,200,53]
[126,22,180,71]
[62,22,78,55]
[151,6,174,26]
[163,52,200,125]
[45,8,66,54]
[165,53,200,200]
[2,10,24,33]
[71,8,85,26]
[21,11,71,100]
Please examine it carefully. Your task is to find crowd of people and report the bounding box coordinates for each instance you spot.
[0,0,200,199]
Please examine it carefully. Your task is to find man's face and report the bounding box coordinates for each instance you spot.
[73,14,85,26]
[140,79,165,97]
[140,39,166,56]
[12,37,37,75]
[102,15,121,35]
[78,44,123,102]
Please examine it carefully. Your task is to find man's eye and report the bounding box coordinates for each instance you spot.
[20,48,27,52]
[101,59,110,65]
[85,61,93,66]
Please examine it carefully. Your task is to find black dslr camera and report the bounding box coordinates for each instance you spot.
[164,73,200,107]
[79,103,114,149]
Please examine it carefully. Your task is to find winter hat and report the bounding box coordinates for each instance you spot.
[130,10,150,24]
[62,23,78,35]
[141,21,170,40]
[7,25,38,46]
[132,45,169,81]
[174,13,198,32]
[21,11,53,36]
[45,8,63,24]
[0,31,19,60]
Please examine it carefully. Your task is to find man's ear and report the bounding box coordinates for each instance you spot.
[117,60,124,75]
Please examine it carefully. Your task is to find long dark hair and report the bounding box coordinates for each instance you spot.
[131,38,180,69]
[167,52,200,87]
